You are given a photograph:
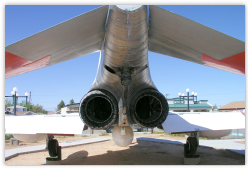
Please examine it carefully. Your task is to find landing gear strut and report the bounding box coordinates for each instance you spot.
[185,137,198,156]
[46,135,61,165]
[184,132,200,165]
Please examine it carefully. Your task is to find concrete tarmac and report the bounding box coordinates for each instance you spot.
[5,137,112,160]
[137,137,245,155]
[5,136,245,161]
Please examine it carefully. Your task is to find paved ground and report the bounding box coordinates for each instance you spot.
[5,131,245,165]
[5,137,112,160]
[5,136,245,164]
[137,137,245,155]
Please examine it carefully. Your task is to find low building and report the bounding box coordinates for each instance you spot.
[167,97,213,112]
[218,101,245,112]
[60,98,213,114]
[6,105,27,114]
[61,103,79,115]
[47,111,56,115]
[218,101,245,139]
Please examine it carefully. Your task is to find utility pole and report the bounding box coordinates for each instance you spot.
[14,91,16,115]
[29,92,31,111]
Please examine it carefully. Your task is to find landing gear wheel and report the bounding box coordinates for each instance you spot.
[48,139,58,157]
[186,137,198,155]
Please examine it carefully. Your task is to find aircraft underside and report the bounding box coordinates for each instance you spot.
[5,5,245,163]
[79,5,169,147]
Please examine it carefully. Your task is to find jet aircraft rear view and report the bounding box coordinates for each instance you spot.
[5,5,245,161]
[79,5,169,146]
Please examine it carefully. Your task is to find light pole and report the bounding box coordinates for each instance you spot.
[5,87,29,115]
[178,93,181,103]
[25,92,29,105]
[194,93,198,103]
[178,89,198,112]
[12,87,18,115]
[191,92,195,101]
[186,88,190,112]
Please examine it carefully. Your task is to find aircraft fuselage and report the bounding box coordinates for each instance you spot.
[79,5,169,132]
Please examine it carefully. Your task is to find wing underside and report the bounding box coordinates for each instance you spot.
[5,5,109,78]
[148,5,245,75]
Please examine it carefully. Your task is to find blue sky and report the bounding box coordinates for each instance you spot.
[4,5,245,111]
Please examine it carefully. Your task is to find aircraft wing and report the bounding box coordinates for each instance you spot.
[5,114,85,135]
[148,5,245,75]
[162,112,245,133]
[5,5,109,79]
[6,5,245,78]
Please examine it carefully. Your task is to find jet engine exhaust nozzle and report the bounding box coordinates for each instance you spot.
[130,89,169,128]
[79,90,118,129]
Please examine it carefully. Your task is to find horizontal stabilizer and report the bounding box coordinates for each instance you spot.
[5,114,84,135]
[162,112,245,133]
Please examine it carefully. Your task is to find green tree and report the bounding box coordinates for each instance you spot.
[5,98,13,110]
[57,100,65,111]
[32,104,44,113]
[19,100,47,114]
[212,104,218,111]
[19,100,31,111]
[69,99,75,105]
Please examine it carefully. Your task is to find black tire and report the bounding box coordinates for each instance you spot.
[79,90,118,129]
[48,139,58,157]
[186,137,198,155]
[130,89,169,128]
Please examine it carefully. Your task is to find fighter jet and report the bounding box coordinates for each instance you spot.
[5,5,245,159]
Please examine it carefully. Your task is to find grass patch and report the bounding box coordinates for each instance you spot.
[148,131,186,137]
[199,137,220,140]
[167,133,185,137]
[81,135,88,137]
[5,134,13,140]
[56,136,69,138]
[99,132,109,136]
[152,131,165,134]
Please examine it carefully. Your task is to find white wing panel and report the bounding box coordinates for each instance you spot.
[162,112,245,133]
[5,114,84,135]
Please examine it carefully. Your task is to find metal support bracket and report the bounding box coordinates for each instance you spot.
[121,126,126,136]
[190,131,199,146]
[46,137,62,165]
[118,86,130,127]
[184,131,200,164]
[46,135,54,149]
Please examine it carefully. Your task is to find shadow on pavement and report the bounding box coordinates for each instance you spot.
[59,139,245,165]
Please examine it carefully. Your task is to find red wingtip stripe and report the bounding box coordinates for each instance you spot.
[202,52,245,75]
[5,51,50,78]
